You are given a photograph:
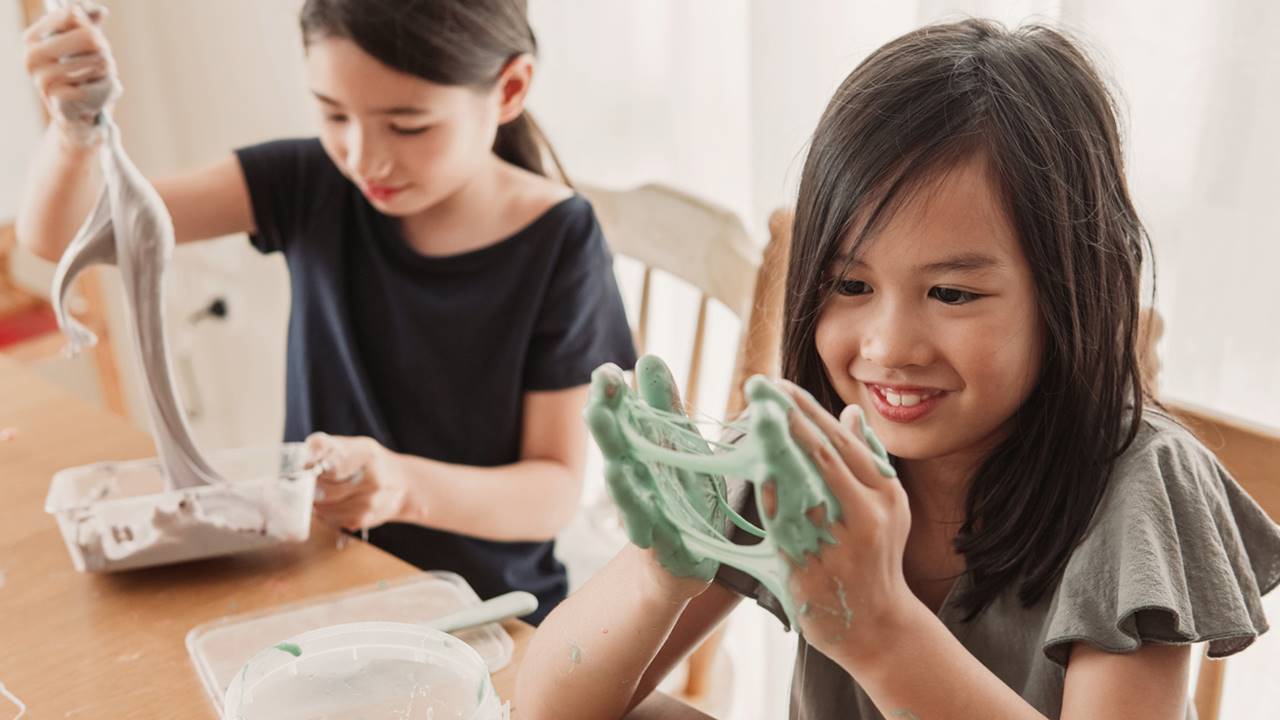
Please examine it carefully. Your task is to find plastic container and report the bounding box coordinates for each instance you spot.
[44,443,316,572]
[222,621,510,720]
[188,572,515,715]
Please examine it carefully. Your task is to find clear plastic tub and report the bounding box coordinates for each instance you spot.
[188,572,515,716]
[44,443,316,572]
[222,621,510,720]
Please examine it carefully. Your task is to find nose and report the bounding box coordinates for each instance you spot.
[345,123,392,181]
[858,297,934,370]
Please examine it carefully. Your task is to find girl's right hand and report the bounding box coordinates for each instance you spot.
[23,3,121,147]
[586,358,725,603]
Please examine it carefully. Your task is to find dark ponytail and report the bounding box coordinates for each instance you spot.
[300,0,569,182]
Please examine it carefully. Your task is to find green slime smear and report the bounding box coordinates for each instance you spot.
[273,642,302,657]
[585,355,893,630]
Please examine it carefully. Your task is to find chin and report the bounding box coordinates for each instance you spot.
[373,195,427,217]
[873,428,943,461]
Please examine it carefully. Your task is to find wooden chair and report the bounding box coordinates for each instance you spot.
[583,183,789,416]
[1138,308,1280,720]
[582,183,792,708]
[1172,404,1280,720]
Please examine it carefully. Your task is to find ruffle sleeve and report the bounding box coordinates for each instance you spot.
[1042,414,1280,666]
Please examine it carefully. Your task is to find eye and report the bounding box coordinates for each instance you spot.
[391,125,432,136]
[324,113,348,124]
[929,286,982,305]
[833,279,871,297]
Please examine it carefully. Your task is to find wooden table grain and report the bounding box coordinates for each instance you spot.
[0,356,711,719]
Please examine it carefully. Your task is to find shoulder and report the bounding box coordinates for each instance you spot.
[1103,408,1232,517]
[234,137,346,190]
[1040,405,1280,665]
[497,164,597,242]
[236,137,329,168]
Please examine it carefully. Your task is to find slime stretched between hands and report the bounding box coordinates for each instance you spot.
[586,355,894,628]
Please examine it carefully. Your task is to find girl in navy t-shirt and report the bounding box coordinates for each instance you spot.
[19,0,635,623]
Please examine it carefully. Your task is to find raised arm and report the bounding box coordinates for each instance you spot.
[16,5,255,262]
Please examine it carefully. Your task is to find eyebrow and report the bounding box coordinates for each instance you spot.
[833,252,1004,274]
[311,91,431,117]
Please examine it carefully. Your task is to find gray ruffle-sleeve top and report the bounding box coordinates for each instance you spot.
[715,410,1280,719]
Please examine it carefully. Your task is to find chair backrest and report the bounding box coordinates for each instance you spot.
[1171,400,1280,720]
[1139,310,1280,719]
[582,183,791,416]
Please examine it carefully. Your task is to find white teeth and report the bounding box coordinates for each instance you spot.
[877,386,937,408]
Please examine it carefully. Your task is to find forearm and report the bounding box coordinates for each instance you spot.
[845,601,1046,720]
[15,126,102,262]
[391,452,581,541]
[516,546,692,720]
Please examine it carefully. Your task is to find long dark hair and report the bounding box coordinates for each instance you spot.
[783,18,1151,619]
[299,0,568,181]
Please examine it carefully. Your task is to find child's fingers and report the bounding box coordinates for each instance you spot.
[314,492,373,530]
[636,355,686,416]
[589,363,627,403]
[35,52,108,95]
[780,380,896,490]
[22,8,78,46]
[26,26,102,75]
[760,478,778,519]
[785,401,872,511]
[839,404,889,464]
[585,398,628,461]
[305,432,368,482]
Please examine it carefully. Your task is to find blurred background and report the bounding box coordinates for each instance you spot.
[1,1,1276,718]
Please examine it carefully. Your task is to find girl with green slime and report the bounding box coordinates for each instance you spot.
[516,18,1280,720]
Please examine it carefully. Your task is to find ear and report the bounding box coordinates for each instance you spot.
[494,54,535,124]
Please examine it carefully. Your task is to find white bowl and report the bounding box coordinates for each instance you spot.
[222,621,509,720]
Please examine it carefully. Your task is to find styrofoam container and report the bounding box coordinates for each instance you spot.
[222,621,510,720]
[187,572,515,714]
[44,443,316,572]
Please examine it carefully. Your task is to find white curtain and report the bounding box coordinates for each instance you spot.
[528,2,1279,717]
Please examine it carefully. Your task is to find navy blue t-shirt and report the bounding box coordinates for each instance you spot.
[235,138,636,624]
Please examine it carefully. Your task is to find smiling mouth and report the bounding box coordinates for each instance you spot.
[865,383,944,407]
[862,382,949,423]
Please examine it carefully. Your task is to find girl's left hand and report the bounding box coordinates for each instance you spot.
[774,380,918,671]
[305,433,408,531]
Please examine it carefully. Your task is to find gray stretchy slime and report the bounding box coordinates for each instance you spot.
[586,355,893,630]
[46,1,220,490]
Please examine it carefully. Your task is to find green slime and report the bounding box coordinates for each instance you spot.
[586,355,893,629]
[273,642,302,657]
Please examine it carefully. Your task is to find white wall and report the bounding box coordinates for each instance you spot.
[95,0,312,450]
[0,0,45,223]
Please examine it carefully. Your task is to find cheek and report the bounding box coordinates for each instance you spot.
[814,304,858,379]
[408,126,478,176]
[953,305,1043,402]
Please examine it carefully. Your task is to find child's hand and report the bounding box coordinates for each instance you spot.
[586,357,726,602]
[774,381,918,670]
[23,2,122,147]
[306,433,408,532]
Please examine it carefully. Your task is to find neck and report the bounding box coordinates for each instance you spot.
[399,155,505,256]
[898,455,972,525]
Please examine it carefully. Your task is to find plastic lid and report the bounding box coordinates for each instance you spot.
[188,572,515,715]
[222,621,506,719]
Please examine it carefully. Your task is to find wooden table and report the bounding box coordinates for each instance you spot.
[0,356,712,719]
